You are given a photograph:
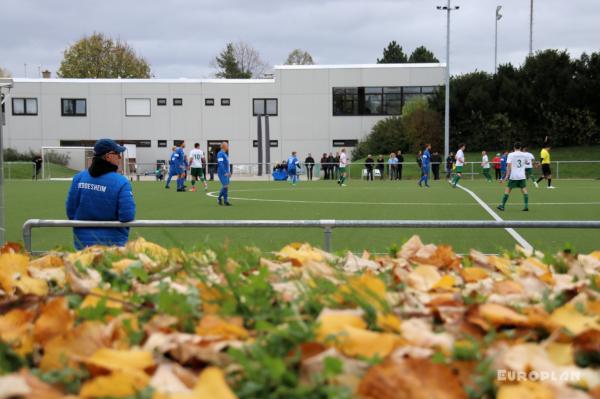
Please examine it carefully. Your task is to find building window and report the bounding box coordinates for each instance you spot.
[61,98,86,116]
[383,87,403,115]
[253,98,277,116]
[253,140,278,148]
[125,98,151,116]
[333,140,359,147]
[157,98,167,106]
[12,98,38,115]
[402,87,422,108]
[205,98,215,106]
[174,140,184,146]
[333,88,359,115]
[173,98,183,106]
[221,98,230,106]
[158,140,167,148]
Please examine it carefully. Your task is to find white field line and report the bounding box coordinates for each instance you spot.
[455,184,534,252]
[206,191,600,207]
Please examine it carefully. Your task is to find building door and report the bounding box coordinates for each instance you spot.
[207,140,229,174]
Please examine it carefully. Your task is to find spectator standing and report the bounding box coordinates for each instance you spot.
[416,150,423,178]
[446,152,454,180]
[66,139,135,249]
[304,153,315,181]
[327,153,336,181]
[396,150,404,180]
[320,153,329,179]
[207,148,216,181]
[365,154,374,181]
[388,153,397,180]
[431,151,441,180]
[334,152,340,180]
[32,154,42,180]
[492,153,502,180]
[376,155,385,180]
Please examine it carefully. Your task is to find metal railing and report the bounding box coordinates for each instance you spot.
[22,219,600,254]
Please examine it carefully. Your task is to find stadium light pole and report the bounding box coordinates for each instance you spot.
[495,5,503,74]
[0,80,14,245]
[529,0,534,56]
[437,0,459,161]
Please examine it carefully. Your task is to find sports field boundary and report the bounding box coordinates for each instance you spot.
[456,183,534,251]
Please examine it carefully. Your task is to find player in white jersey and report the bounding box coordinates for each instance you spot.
[450,143,466,187]
[497,142,529,211]
[481,151,492,182]
[337,148,349,186]
[188,142,208,192]
[522,147,539,188]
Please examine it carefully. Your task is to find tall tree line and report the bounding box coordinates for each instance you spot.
[429,50,600,149]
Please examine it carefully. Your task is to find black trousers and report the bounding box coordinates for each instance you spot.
[495,169,501,180]
[366,169,373,181]
[397,165,403,180]
[377,167,384,180]
[307,166,313,180]
[432,165,440,180]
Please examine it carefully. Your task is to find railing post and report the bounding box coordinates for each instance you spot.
[321,219,335,252]
[22,219,35,253]
[556,161,559,179]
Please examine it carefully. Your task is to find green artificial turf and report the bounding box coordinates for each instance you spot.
[6,177,600,254]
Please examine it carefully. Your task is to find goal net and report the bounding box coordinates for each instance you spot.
[41,146,129,180]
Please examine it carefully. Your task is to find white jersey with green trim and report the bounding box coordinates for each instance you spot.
[189,149,205,168]
[455,149,465,166]
[339,152,348,167]
[507,150,528,180]
[524,152,535,169]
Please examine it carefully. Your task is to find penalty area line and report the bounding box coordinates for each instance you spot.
[456,183,534,252]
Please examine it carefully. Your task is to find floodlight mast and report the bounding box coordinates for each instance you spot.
[495,5,503,74]
[437,0,459,161]
[0,80,14,245]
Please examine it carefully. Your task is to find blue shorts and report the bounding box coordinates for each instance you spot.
[218,174,230,185]
[288,170,297,176]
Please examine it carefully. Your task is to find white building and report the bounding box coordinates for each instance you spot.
[2,64,445,172]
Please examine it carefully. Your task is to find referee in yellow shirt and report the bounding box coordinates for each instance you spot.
[536,144,556,189]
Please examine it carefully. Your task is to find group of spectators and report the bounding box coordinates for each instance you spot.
[362,150,445,181]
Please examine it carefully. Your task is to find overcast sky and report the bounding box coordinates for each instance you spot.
[1,0,598,79]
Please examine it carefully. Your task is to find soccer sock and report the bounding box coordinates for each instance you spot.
[536,176,544,184]
[191,179,196,187]
[224,188,229,202]
[524,194,529,208]
[218,187,224,200]
[548,178,552,187]
[454,175,461,185]
[166,175,173,186]
[501,194,509,207]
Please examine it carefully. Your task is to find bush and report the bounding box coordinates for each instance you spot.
[352,116,409,159]
[3,148,70,166]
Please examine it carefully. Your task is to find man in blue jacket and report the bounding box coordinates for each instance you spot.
[418,144,431,188]
[66,139,136,249]
[165,146,178,189]
[287,151,300,186]
[175,142,188,192]
[217,142,232,206]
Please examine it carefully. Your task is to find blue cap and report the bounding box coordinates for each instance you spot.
[94,139,126,156]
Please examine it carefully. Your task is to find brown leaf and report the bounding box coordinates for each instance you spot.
[33,297,74,345]
[357,357,467,399]
[1,242,23,254]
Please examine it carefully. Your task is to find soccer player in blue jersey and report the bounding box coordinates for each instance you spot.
[175,142,188,192]
[165,146,178,189]
[418,144,431,187]
[217,142,232,206]
[500,151,508,180]
[287,151,300,186]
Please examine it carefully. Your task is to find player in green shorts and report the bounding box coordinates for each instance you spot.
[497,142,529,212]
[522,147,539,188]
[337,148,349,186]
[450,144,466,187]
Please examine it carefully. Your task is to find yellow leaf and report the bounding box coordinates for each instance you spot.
[14,275,49,296]
[545,342,574,366]
[80,371,149,398]
[478,303,530,327]
[407,265,441,291]
[335,326,400,358]
[111,259,138,273]
[432,274,456,290]
[0,309,35,356]
[488,255,513,275]
[29,254,64,269]
[126,238,169,262]
[80,288,125,310]
[192,367,237,399]
[85,348,154,373]
[376,313,402,333]
[497,381,554,399]
[549,303,600,335]
[276,243,324,266]
[316,310,367,342]
[66,251,96,267]
[0,253,30,294]
[460,267,490,283]
[589,251,600,260]
[34,297,74,345]
[195,315,248,340]
[335,273,387,309]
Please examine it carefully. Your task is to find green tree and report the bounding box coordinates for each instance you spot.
[352,116,409,159]
[58,33,151,78]
[402,98,443,152]
[214,43,250,78]
[0,67,11,77]
[408,46,439,63]
[377,41,407,64]
[285,49,315,65]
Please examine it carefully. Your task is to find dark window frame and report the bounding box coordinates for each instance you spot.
[61,98,87,117]
[221,98,230,106]
[11,97,38,116]
[157,98,167,106]
[158,140,167,148]
[205,98,215,106]
[332,139,359,147]
[332,86,437,116]
[252,98,278,116]
[173,98,183,106]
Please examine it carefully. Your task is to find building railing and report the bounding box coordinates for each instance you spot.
[22,219,600,254]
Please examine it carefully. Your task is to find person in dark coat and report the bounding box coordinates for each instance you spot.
[365,154,374,181]
[32,154,43,180]
[320,153,328,179]
[396,150,404,180]
[334,152,340,180]
[207,148,216,181]
[376,155,385,180]
[304,153,315,181]
[431,151,442,180]
[446,152,455,179]
[327,153,336,180]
